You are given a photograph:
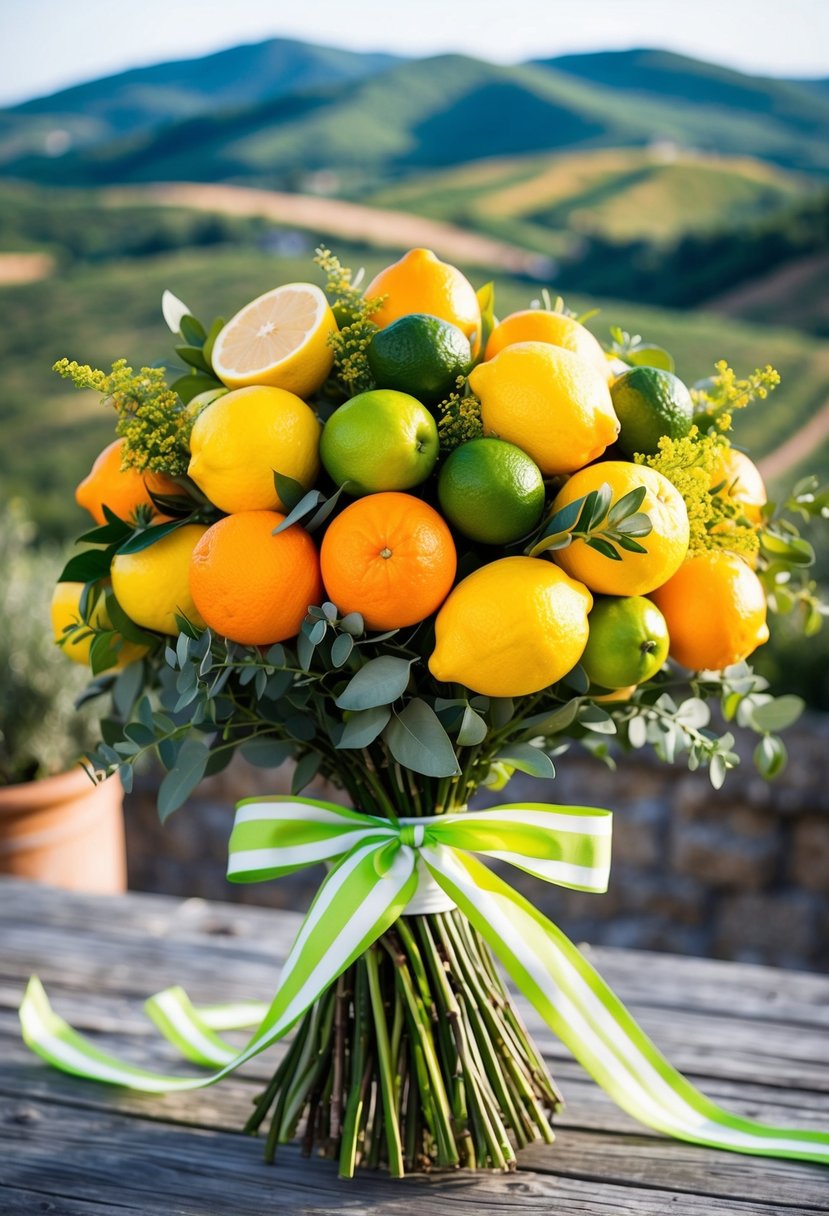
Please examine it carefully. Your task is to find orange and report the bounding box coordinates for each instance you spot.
[189,511,323,646]
[711,447,767,525]
[363,248,481,344]
[320,492,456,631]
[484,309,608,379]
[551,462,689,596]
[650,551,769,671]
[75,439,179,525]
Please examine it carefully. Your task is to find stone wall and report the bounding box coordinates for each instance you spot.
[124,716,829,972]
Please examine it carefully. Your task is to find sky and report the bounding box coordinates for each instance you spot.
[2,0,829,107]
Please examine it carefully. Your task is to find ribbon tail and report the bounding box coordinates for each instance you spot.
[20,841,417,1094]
[423,846,829,1166]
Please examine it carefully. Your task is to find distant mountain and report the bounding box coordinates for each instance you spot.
[3,43,829,187]
[0,38,400,163]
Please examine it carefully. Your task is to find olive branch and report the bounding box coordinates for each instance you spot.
[525,484,653,561]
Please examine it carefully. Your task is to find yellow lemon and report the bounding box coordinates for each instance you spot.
[211,282,337,398]
[111,524,209,635]
[364,248,481,343]
[50,582,147,670]
[485,309,608,380]
[428,556,592,697]
[468,342,620,476]
[711,446,767,525]
[651,551,769,671]
[551,462,689,596]
[188,386,321,514]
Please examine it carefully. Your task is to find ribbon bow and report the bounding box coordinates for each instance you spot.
[20,796,829,1165]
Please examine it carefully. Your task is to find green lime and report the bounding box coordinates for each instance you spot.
[320,389,438,497]
[581,595,670,690]
[610,366,693,457]
[437,438,545,545]
[367,313,471,405]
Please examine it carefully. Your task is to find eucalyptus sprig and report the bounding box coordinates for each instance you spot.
[525,483,653,561]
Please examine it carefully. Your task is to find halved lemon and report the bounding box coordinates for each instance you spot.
[211,282,338,398]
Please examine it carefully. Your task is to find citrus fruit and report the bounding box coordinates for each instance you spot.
[320,389,438,497]
[320,492,456,630]
[437,438,545,545]
[188,385,320,514]
[111,524,209,635]
[610,367,693,457]
[484,309,608,379]
[211,282,337,398]
[364,249,481,344]
[189,511,323,646]
[75,439,179,526]
[580,595,669,689]
[551,462,689,596]
[428,556,592,697]
[367,313,471,405]
[468,342,620,476]
[650,551,769,671]
[710,446,767,524]
[50,582,147,670]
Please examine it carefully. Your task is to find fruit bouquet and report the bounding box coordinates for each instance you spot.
[22,246,829,1176]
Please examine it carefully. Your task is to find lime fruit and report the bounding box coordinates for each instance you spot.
[367,313,471,405]
[320,389,438,496]
[580,596,669,690]
[428,556,592,697]
[610,367,693,457]
[437,438,545,545]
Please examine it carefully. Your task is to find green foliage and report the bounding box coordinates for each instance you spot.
[526,484,652,561]
[0,502,98,783]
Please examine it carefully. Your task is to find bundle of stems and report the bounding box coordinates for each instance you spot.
[245,911,560,1175]
[243,749,560,1175]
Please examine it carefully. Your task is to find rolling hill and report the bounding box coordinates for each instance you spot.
[4,44,829,188]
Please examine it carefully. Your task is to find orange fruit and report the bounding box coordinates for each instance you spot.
[650,551,769,671]
[484,309,608,379]
[364,248,481,344]
[189,511,323,646]
[551,462,689,596]
[711,447,767,525]
[320,492,456,631]
[75,439,179,525]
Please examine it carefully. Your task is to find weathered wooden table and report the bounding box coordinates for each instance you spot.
[1,875,827,1215]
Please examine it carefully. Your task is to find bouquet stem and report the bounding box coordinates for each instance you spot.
[245,911,560,1175]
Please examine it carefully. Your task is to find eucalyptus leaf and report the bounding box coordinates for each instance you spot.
[495,743,555,779]
[749,695,804,734]
[112,661,144,720]
[240,738,294,769]
[292,750,322,794]
[331,632,354,668]
[384,699,460,778]
[586,537,622,561]
[456,705,488,747]
[607,485,647,527]
[754,734,787,779]
[335,656,413,711]
[274,472,310,513]
[337,705,391,749]
[157,738,210,821]
[179,314,207,346]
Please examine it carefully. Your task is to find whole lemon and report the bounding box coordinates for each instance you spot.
[710,446,767,525]
[551,462,689,596]
[188,385,320,514]
[650,551,769,671]
[468,342,620,476]
[50,582,147,670]
[364,248,481,344]
[111,524,209,635]
[485,309,609,381]
[428,556,592,697]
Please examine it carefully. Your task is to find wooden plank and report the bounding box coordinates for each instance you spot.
[2,1094,827,1214]
[4,918,829,1093]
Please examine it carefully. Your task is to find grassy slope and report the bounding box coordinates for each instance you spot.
[371,148,810,248]
[2,241,827,540]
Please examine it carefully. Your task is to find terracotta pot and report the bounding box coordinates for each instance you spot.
[0,768,126,893]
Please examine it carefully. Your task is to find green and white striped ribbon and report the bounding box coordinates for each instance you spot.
[20,796,829,1165]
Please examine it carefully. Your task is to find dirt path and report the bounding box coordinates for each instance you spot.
[0,252,54,285]
[758,397,829,481]
[102,182,547,275]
